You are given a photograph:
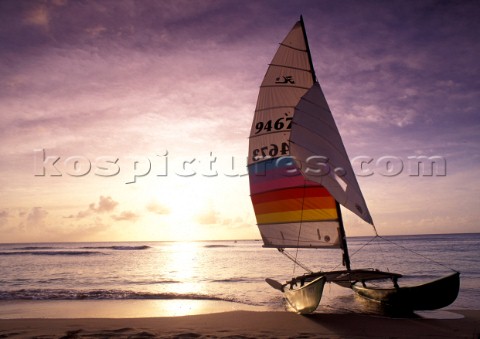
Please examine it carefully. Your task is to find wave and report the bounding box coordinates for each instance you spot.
[0,289,236,303]
[124,279,180,285]
[0,251,105,256]
[211,278,251,283]
[0,244,151,255]
[12,246,57,250]
[81,245,151,250]
[203,245,233,248]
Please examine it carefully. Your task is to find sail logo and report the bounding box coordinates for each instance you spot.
[275,76,295,84]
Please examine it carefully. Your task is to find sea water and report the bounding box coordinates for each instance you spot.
[0,233,478,317]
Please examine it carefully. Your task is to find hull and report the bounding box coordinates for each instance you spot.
[352,272,460,311]
[284,276,326,314]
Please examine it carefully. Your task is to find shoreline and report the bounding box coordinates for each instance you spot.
[0,308,479,338]
[0,299,271,319]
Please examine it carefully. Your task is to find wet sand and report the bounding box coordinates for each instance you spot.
[0,309,479,338]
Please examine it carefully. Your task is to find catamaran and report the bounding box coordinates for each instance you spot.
[247,16,459,314]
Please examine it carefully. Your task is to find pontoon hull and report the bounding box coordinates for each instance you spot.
[284,276,326,314]
[352,272,460,311]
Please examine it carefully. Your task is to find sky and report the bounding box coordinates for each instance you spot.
[0,0,479,243]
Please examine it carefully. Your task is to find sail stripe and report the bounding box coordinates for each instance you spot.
[278,43,306,51]
[248,158,297,172]
[258,221,341,248]
[253,196,336,215]
[256,209,338,224]
[255,87,310,112]
[251,187,332,204]
[249,177,304,195]
[248,160,330,195]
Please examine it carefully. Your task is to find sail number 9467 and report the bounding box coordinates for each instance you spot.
[255,117,292,134]
[253,142,290,161]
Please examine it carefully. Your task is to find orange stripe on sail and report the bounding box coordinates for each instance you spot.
[253,196,336,215]
[256,208,338,224]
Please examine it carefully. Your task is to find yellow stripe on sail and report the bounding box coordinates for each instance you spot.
[256,208,338,224]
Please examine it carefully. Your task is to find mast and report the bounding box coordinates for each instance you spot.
[300,15,351,271]
[299,15,317,83]
[336,202,351,270]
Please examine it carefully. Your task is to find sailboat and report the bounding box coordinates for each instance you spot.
[247,16,460,314]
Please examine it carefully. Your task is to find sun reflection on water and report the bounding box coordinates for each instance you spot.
[163,241,203,296]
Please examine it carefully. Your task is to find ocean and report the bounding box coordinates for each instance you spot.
[0,233,478,318]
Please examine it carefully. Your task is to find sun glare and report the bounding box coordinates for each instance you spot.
[164,242,202,295]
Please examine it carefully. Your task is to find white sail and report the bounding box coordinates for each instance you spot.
[248,20,313,165]
[290,83,374,225]
[248,20,345,249]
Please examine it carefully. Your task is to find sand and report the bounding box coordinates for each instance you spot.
[0,309,479,338]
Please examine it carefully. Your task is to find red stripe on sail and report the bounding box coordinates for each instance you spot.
[249,177,327,195]
[251,186,332,204]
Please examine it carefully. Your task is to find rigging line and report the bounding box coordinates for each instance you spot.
[267,63,311,72]
[377,235,458,272]
[292,178,308,277]
[349,235,379,258]
[374,235,390,270]
[279,248,313,273]
[278,42,307,53]
[330,236,379,271]
[260,84,310,90]
[255,105,296,112]
[249,129,294,139]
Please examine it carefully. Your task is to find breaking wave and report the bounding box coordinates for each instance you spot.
[0,289,236,302]
[81,245,151,250]
[12,246,57,250]
[0,251,105,256]
[0,245,151,256]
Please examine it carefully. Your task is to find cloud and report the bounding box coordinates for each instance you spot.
[89,196,118,213]
[111,211,139,221]
[146,201,170,215]
[0,209,9,227]
[196,209,252,230]
[196,208,220,225]
[84,25,107,38]
[69,210,91,219]
[56,217,112,241]
[10,207,49,234]
[65,196,118,219]
[26,207,48,226]
[23,5,49,30]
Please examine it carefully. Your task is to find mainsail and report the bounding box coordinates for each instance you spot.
[248,18,373,251]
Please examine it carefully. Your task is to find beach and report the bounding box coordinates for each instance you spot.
[1,237,479,338]
[1,309,479,338]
